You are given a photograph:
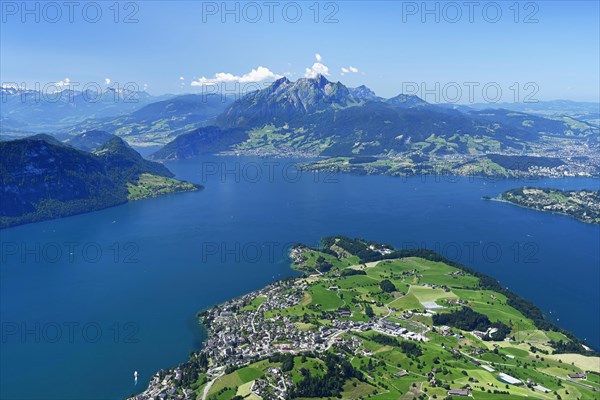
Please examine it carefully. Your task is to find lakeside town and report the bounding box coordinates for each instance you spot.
[129,238,600,400]
[498,187,600,224]
[131,277,431,400]
[296,148,600,180]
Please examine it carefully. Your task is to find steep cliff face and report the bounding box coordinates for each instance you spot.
[216,75,361,129]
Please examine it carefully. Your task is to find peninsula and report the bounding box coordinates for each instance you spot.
[497,187,600,224]
[130,237,599,400]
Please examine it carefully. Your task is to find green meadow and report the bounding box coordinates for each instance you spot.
[200,237,599,400]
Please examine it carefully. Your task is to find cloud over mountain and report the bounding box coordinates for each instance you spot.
[305,53,329,78]
[191,66,281,86]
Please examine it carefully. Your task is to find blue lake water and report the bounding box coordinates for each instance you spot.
[1,155,599,400]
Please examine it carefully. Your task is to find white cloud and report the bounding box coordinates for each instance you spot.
[179,76,185,80]
[304,53,331,78]
[191,66,281,86]
[305,62,330,78]
[56,78,71,87]
[43,78,72,93]
[104,78,111,85]
[341,66,359,75]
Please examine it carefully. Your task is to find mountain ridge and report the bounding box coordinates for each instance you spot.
[61,93,234,145]
[145,76,598,167]
[0,134,199,228]
[0,87,168,132]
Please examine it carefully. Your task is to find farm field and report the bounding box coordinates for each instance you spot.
[186,237,600,400]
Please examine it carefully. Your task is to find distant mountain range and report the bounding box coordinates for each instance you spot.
[466,99,600,122]
[2,76,598,175]
[0,133,199,228]
[150,76,598,161]
[62,94,234,145]
[0,87,170,133]
[2,77,598,227]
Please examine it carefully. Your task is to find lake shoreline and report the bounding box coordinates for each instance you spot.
[2,159,598,400]
[129,239,600,399]
[488,188,600,224]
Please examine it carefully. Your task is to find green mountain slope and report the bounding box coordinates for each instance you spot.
[63,94,234,145]
[0,135,199,228]
[65,130,115,151]
[151,76,597,162]
[149,126,247,160]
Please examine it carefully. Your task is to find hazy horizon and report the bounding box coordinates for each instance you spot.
[2,1,599,103]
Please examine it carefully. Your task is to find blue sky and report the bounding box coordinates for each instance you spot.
[1,1,599,102]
